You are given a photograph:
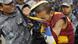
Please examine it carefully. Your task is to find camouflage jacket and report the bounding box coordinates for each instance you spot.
[0,11,31,44]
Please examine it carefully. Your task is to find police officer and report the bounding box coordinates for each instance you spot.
[0,0,31,44]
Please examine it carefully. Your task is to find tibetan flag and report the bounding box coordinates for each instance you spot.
[43,26,56,44]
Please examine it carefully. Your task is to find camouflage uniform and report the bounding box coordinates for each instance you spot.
[0,7,31,44]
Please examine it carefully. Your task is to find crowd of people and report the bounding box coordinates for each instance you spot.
[0,0,78,44]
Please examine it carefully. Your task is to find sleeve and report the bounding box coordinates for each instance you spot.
[67,22,74,44]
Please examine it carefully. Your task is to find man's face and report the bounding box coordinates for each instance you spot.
[3,3,15,14]
[36,10,51,21]
[62,6,72,15]
[23,7,30,16]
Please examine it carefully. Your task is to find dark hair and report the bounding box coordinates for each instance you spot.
[22,4,30,10]
[0,3,2,6]
[61,5,70,8]
[32,3,52,14]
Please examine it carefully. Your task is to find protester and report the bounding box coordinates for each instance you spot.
[50,12,74,44]
[28,1,56,44]
[28,0,74,44]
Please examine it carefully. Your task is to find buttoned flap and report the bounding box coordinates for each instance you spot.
[58,36,69,43]
[1,21,18,40]
[15,13,28,27]
[16,16,23,25]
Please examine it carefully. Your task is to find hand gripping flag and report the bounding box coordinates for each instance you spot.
[41,25,56,44]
